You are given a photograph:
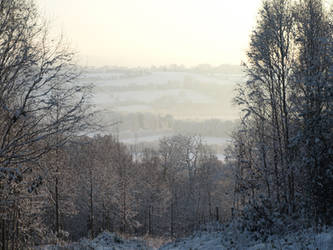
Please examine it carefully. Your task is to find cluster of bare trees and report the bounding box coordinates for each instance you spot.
[228,0,332,234]
[52,134,232,241]
[0,0,93,248]
[0,0,233,247]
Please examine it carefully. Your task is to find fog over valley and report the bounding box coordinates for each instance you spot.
[80,64,242,157]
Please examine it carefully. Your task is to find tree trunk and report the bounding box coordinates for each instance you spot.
[55,176,59,235]
[89,168,94,239]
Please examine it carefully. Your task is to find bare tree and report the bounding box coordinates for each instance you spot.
[292,0,333,226]
[0,0,92,177]
[0,0,94,247]
[231,0,333,233]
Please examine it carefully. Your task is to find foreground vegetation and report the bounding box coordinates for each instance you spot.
[227,0,332,233]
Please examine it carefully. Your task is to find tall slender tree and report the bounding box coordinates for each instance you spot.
[231,0,333,231]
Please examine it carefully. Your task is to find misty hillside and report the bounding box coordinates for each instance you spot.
[77,66,242,156]
[80,67,242,120]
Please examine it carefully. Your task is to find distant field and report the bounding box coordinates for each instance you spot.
[80,70,243,120]
[80,71,243,87]
[80,69,241,156]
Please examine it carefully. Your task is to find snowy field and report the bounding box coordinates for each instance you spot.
[160,227,333,250]
[80,69,239,157]
[80,70,241,120]
[93,89,215,106]
[119,134,230,145]
[80,71,244,87]
[39,226,333,250]
[79,69,240,160]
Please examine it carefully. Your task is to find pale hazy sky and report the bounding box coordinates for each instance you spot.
[37,0,262,67]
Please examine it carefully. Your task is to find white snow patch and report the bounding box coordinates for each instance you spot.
[160,226,333,250]
[38,226,333,250]
[79,232,148,250]
[39,232,149,250]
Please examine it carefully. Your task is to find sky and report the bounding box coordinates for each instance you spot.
[37,0,262,67]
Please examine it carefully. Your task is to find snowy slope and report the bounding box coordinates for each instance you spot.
[79,70,241,120]
[80,71,243,87]
[40,227,333,249]
[78,232,149,250]
[40,232,150,249]
[161,227,333,250]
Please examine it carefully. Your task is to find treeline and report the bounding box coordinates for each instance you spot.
[47,134,232,241]
[83,64,243,75]
[227,0,333,235]
[111,112,237,138]
[1,133,233,248]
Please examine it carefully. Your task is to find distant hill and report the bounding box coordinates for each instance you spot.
[79,66,243,121]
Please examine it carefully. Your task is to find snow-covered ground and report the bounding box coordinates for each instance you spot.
[93,89,215,106]
[80,71,244,87]
[40,226,333,250]
[39,232,150,250]
[161,226,333,250]
[80,70,241,120]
